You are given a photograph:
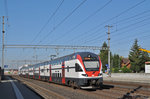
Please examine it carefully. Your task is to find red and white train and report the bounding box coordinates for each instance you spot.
[19,52,103,89]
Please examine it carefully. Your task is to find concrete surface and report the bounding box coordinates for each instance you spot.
[0,76,42,99]
[103,73,150,84]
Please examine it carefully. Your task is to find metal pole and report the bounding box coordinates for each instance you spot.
[105,25,112,77]
[2,16,5,69]
[5,44,107,50]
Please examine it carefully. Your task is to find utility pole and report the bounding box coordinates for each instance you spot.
[105,25,112,77]
[0,16,5,81]
[2,16,5,69]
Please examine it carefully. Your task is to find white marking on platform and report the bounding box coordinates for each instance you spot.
[1,79,17,83]
[8,77,24,99]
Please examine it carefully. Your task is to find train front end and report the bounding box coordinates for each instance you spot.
[76,52,103,89]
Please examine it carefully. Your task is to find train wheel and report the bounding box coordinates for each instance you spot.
[73,82,77,89]
[68,81,72,87]
[99,83,103,90]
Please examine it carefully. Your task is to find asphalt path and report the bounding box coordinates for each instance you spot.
[0,76,43,99]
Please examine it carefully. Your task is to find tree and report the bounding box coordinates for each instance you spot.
[112,67,119,73]
[112,54,121,68]
[140,51,150,72]
[129,39,143,73]
[99,42,108,72]
[120,66,132,73]
[99,42,113,72]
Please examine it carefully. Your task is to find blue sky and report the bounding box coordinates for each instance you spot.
[0,0,150,69]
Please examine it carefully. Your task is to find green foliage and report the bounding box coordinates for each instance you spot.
[129,39,150,73]
[129,39,141,72]
[120,66,132,73]
[140,51,150,71]
[112,66,132,73]
[99,42,108,72]
[112,54,121,68]
[99,42,121,73]
[112,67,119,73]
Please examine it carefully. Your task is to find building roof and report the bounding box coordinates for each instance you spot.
[122,58,130,64]
[145,61,150,64]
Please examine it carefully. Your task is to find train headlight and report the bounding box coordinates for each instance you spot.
[82,74,88,77]
[98,73,103,76]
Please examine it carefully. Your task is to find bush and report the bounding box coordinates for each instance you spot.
[112,67,119,73]
[121,66,132,73]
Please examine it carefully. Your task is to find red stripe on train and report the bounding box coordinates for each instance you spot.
[49,64,52,81]
[33,68,35,79]
[62,62,65,84]
[98,56,102,73]
[39,67,40,80]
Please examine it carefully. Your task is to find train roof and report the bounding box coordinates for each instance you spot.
[19,52,98,69]
[51,52,98,61]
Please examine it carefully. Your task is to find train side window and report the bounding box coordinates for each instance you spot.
[60,73,61,77]
[58,73,60,78]
[75,63,83,72]
[67,66,69,72]
[41,69,43,72]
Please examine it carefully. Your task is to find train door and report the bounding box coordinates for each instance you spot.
[62,62,65,84]
[49,64,52,81]
[39,67,40,80]
[44,63,49,80]
[33,67,35,79]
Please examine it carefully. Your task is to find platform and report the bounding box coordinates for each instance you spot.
[103,73,150,84]
[0,76,42,99]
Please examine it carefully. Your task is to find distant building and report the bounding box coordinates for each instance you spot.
[4,69,18,75]
[145,62,150,73]
[121,58,131,69]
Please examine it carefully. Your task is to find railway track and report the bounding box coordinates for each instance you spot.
[11,75,150,99]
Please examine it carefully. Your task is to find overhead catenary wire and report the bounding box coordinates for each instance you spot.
[110,22,150,45]
[31,0,65,44]
[79,17,150,45]
[76,11,150,45]
[64,0,146,44]
[85,10,150,43]
[86,20,150,46]
[37,0,87,44]
[50,0,112,43]
[93,21,150,46]
[110,31,150,47]
[24,0,65,61]
[111,29,150,46]
[112,10,150,25]
[4,1,150,68]
[73,11,150,45]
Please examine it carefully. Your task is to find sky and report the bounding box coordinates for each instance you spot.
[0,0,150,69]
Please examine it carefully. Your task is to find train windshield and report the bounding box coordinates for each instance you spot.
[79,53,100,71]
[84,61,99,71]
